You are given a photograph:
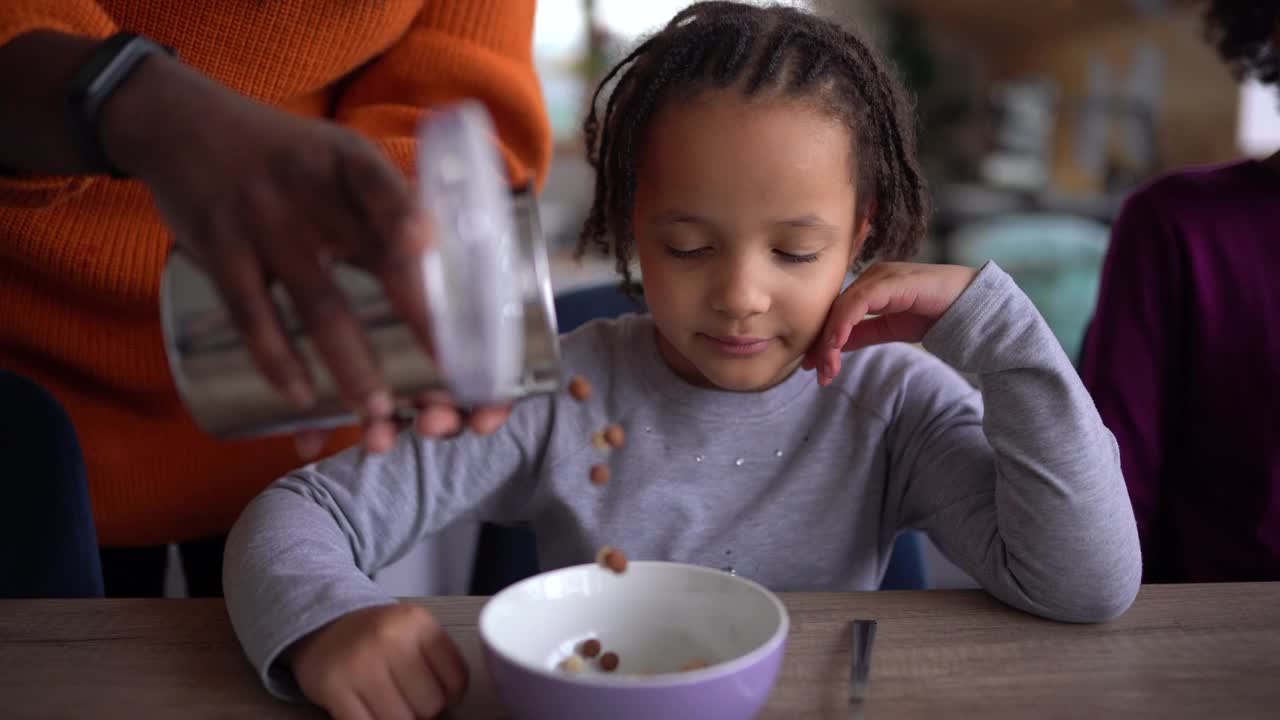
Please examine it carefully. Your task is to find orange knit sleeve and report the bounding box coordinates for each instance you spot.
[0,1,118,208]
[332,0,552,191]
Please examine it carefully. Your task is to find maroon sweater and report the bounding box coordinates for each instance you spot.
[1082,159,1280,582]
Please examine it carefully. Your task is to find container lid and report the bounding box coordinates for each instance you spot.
[418,102,524,405]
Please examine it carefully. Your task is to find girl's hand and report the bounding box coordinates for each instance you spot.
[803,262,979,386]
[291,603,468,720]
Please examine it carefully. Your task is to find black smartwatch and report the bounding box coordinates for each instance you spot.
[65,32,176,178]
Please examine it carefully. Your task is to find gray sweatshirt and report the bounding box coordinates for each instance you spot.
[225,262,1142,698]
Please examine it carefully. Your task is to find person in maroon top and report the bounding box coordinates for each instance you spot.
[1081,1,1280,583]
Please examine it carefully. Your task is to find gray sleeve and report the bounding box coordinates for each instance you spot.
[224,395,555,700]
[888,261,1142,623]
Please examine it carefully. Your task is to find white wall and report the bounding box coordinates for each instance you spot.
[1238,79,1280,158]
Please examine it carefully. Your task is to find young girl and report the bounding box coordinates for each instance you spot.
[225,3,1141,717]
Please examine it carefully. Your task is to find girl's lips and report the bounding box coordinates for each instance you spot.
[699,333,774,356]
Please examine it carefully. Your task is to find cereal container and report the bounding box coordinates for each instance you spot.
[161,102,561,438]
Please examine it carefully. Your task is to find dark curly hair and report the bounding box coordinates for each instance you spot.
[1204,0,1280,87]
[575,1,929,291]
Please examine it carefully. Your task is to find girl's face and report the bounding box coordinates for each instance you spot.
[635,89,866,391]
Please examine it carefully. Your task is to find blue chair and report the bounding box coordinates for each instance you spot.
[469,285,929,593]
[0,372,103,598]
[879,531,928,590]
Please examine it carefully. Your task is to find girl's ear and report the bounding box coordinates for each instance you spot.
[849,202,876,267]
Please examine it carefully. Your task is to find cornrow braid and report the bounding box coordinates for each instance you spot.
[576,1,930,291]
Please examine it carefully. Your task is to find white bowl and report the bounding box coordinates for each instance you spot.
[479,561,790,720]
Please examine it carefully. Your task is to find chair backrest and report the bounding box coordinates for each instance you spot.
[0,372,102,598]
[879,531,929,590]
[553,284,645,334]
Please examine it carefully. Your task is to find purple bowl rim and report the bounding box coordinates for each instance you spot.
[478,560,791,688]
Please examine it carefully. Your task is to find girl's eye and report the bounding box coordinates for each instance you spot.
[666,246,710,259]
[774,250,820,264]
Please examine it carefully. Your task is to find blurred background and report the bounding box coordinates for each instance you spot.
[368,0,1280,597]
[535,0,1279,360]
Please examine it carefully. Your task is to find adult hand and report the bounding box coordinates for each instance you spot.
[99,53,511,452]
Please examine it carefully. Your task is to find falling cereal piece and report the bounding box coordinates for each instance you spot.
[559,654,585,673]
[568,376,592,402]
[580,639,602,658]
[604,424,625,448]
[680,658,710,672]
[591,430,610,450]
[590,464,611,486]
[596,546,628,574]
[600,651,620,672]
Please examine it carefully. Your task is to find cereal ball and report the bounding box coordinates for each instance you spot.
[568,376,592,401]
[604,424,625,448]
[680,658,710,672]
[580,639,602,658]
[596,546,628,574]
[591,430,610,450]
[559,654,585,673]
[590,464,611,486]
[600,651,620,672]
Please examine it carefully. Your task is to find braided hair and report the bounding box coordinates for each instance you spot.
[1203,0,1280,88]
[576,1,929,290]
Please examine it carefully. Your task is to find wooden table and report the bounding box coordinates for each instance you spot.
[2,583,1278,719]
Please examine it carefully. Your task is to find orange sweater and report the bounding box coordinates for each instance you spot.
[0,1,551,546]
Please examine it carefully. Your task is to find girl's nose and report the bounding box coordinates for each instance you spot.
[709,257,771,320]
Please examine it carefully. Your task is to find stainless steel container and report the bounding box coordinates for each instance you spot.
[161,102,561,438]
